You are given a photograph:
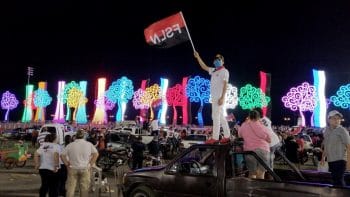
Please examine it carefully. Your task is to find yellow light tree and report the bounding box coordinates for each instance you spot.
[67,88,88,121]
[141,84,160,120]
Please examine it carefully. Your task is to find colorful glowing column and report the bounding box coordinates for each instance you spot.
[21,84,34,122]
[182,77,189,125]
[54,81,65,123]
[157,78,169,125]
[313,69,327,127]
[92,78,107,124]
[34,82,49,122]
[76,81,88,124]
[260,71,272,118]
[139,79,148,122]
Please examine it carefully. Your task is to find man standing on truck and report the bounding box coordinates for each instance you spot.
[194,51,231,144]
[321,110,350,187]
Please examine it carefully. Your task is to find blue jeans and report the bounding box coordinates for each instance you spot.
[328,160,346,187]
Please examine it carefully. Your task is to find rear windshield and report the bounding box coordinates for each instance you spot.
[43,126,57,134]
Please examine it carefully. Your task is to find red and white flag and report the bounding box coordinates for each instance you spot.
[144,12,190,48]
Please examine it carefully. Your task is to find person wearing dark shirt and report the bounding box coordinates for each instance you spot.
[131,136,146,170]
[285,135,301,168]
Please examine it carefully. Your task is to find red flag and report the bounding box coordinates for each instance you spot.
[144,12,189,48]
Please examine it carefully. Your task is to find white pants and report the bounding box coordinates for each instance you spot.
[211,98,230,140]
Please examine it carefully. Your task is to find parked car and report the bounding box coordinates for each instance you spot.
[107,131,132,151]
[122,143,350,197]
[39,123,76,145]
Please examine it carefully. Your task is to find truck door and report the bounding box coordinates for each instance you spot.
[161,146,218,197]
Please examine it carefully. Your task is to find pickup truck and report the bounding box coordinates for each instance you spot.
[122,143,350,197]
[39,123,76,145]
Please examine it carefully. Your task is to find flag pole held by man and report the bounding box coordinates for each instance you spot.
[144,11,195,50]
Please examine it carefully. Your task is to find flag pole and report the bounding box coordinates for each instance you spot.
[180,11,196,52]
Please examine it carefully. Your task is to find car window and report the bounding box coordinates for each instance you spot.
[168,147,216,176]
[45,127,57,135]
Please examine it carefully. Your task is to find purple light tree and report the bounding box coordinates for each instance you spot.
[94,96,116,122]
[1,91,19,121]
[282,82,317,126]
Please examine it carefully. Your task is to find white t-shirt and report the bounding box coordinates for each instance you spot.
[62,139,98,170]
[260,117,280,147]
[36,142,60,171]
[209,67,229,99]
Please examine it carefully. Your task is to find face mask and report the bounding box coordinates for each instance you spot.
[213,59,222,68]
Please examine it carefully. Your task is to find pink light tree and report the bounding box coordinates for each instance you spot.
[1,91,19,121]
[282,82,317,126]
[166,84,185,125]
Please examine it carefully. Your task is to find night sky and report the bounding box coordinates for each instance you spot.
[1,1,350,125]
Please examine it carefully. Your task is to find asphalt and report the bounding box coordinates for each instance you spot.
[0,158,121,197]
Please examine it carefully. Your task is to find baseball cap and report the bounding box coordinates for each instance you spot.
[327,110,343,119]
[76,129,85,138]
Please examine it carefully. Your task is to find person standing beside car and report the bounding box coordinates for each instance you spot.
[321,110,350,187]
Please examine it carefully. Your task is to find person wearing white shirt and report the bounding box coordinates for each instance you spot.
[194,51,231,144]
[61,129,98,197]
[34,133,60,197]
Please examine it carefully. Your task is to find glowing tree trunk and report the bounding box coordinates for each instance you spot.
[92,78,107,124]
[158,78,169,125]
[116,101,127,122]
[139,80,148,122]
[198,100,204,127]
[172,105,177,125]
[22,84,34,123]
[299,109,306,127]
[4,108,10,121]
[34,82,47,122]
[76,81,88,124]
[182,77,189,125]
[54,81,65,123]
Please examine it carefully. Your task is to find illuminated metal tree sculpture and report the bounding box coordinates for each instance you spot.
[94,96,115,123]
[141,84,161,120]
[1,91,19,121]
[76,81,88,124]
[92,78,107,124]
[224,84,238,116]
[54,81,65,123]
[186,76,210,127]
[22,84,35,122]
[105,76,134,122]
[282,82,317,126]
[133,88,150,110]
[63,81,81,121]
[66,88,88,121]
[330,83,350,110]
[33,88,52,122]
[166,84,185,125]
[239,84,270,110]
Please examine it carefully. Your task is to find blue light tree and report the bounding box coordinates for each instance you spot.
[186,76,210,127]
[105,76,134,122]
[330,83,350,109]
[34,89,52,122]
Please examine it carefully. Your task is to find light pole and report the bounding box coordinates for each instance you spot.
[27,66,34,85]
